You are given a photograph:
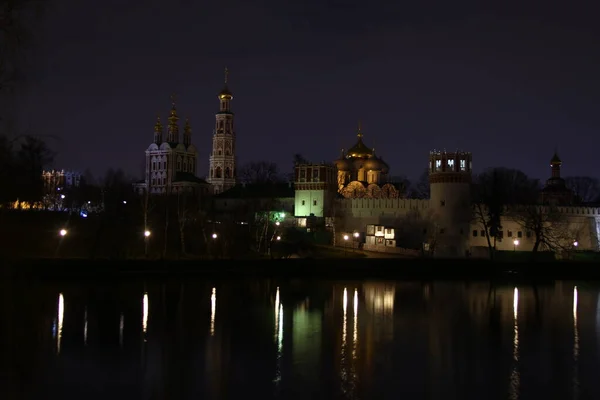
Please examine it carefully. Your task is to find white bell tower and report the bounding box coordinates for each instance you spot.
[208,68,236,194]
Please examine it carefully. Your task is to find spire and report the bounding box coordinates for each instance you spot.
[551,148,562,165]
[153,115,163,144]
[183,118,191,147]
[167,94,179,143]
[219,67,233,100]
[357,120,363,138]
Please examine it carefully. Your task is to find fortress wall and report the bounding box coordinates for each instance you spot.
[336,198,431,232]
[469,211,600,252]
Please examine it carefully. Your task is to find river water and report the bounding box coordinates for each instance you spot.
[2,279,600,399]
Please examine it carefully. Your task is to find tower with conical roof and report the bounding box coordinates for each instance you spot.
[541,150,574,205]
[208,68,236,194]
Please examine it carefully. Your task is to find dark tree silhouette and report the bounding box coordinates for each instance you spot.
[564,176,600,204]
[472,167,539,259]
[409,168,430,199]
[239,161,282,184]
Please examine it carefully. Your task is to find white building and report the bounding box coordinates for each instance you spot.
[134,96,210,195]
[207,68,237,195]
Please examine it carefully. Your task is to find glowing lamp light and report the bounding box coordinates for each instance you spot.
[353,232,360,238]
[513,239,519,246]
[212,233,218,239]
[275,221,281,226]
[276,236,281,241]
[60,194,65,199]
[144,230,151,237]
[343,235,349,241]
[574,241,579,247]
[123,200,127,204]
[59,229,67,236]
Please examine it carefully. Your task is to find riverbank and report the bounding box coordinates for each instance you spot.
[4,257,600,281]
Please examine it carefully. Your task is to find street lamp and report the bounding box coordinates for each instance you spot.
[513,239,519,251]
[212,233,218,239]
[276,236,281,241]
[275,221,281,226]
[144,230,151,257]
[573,241,579,248]
[343,234,349,257]
[59,229,67,237]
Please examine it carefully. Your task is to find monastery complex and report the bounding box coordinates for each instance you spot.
[128,69,600,258]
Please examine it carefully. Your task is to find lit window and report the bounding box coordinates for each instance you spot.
[460,159,466,171]
[435,160,441,169]
[447,159,454,168]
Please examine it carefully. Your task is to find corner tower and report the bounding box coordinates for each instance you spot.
[208,68,236,194]
[428,150,473,258]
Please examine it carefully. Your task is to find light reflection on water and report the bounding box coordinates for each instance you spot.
[16,280,600,400]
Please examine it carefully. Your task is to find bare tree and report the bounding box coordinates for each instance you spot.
[472,167,539,259]
[239,161,282,184]
[393,209,437,251]
[409,168,430,199]
[509,205,572,255]
[565,176,600,204]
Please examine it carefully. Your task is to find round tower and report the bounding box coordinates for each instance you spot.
[428,150,473,258]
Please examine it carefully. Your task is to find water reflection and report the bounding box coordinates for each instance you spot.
[8,280,600,399]
[119,313,124,347]
[509,287,520,400]
[340,287,359,398]
[210,287,216,336]
[142,292,148,341]
[274,287,284,387]
[573,286,580,399]
[56,293,64,355]
[83,306,88,346]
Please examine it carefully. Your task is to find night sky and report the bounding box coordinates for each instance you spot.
[17,0,600,182]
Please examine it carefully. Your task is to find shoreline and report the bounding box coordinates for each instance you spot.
[4,257,600,281]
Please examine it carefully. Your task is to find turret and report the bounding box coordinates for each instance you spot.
[183,118,192,147]
[153,115,163,144]
[428,150,473,258]
[166,94,179,143]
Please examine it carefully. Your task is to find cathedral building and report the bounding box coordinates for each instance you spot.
[334,123,401,199]
[207,68,236,195]
[134,96,210,195]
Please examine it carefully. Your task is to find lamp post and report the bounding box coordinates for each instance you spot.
[212,233,218,259]
[144,230,151,257]
[353,232,359,252]
[513,239,519,252]
[343,234,349,257]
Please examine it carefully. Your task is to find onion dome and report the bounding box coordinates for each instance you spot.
[346,122,373,158]
[218,67,233,99]
[335,158,352,171]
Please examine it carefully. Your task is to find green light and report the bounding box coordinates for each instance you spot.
[279,212,285,219]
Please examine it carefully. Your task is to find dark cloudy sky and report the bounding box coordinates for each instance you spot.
[17,0,600,181]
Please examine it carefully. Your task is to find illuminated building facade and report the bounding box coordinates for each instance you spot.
[134,96,210,195]
[207,68,237,195]
[296,139,600,257]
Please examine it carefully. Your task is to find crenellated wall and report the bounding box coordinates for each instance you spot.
[334,198,600,253]
[336,198,430,232]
